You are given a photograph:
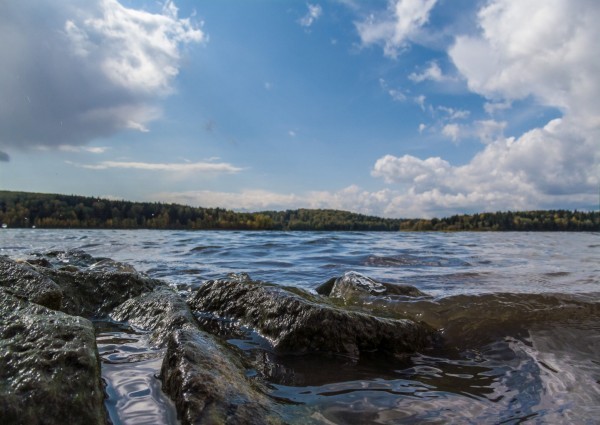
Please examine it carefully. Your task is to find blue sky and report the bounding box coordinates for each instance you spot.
[1,0,598,218]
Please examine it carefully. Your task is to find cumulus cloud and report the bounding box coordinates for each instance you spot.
[363,0,599,216]
[449,0,600,128]
[299,4,323,27]
[370,118,599,216]
[0,0,204,153]
[356,0,437,57]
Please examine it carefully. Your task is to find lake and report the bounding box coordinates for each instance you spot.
[1,229,599,424]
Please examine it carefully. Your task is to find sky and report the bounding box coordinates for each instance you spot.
[1,0,598,218]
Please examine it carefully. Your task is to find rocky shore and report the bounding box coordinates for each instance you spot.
[0,251,434,424]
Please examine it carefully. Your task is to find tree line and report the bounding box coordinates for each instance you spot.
[0,191,597,231]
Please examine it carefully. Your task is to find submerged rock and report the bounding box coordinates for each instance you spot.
[0,256,63,310]
[0,289,106,425]
[316,271,428,299]
[161,328,282,425]
[189,279,432,358]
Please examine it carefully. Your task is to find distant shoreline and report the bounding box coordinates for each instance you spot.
[1,190,598,232]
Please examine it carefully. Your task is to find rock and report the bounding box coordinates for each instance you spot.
[45,263,161,318]
[316,271,428,299]
[111,288,199,347]
[0,289,106,425]
[161,328,282,425]
[189,279,432,358]
[0,256,63,310]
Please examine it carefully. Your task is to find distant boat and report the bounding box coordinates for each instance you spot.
[1,224,7,228]
[32,225,36,229]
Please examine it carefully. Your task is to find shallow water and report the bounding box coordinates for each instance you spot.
[2,229,599,424]
[94,320,179,425]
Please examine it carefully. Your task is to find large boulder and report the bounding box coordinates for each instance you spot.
[0,289,106,425]
[22,251,162,317]
[0,256,63,310]
[189,279,433,358]
[161,328,283,425]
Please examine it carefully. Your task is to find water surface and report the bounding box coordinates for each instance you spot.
[2,230,599,424]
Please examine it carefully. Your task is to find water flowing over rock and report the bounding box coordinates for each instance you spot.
[316,271,429,300]
[0,289,106,425]
[189,278,433,358]
[111,285,286,424]
[110,288,199,347]
[161,328,282,425]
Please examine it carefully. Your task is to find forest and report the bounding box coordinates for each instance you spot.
[0,190,597,231]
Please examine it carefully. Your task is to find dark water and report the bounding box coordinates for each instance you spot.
[2,230,599,424]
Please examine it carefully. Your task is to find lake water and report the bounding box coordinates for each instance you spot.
[1,229,599,424]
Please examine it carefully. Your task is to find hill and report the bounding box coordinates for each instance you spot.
[0,190,597,231]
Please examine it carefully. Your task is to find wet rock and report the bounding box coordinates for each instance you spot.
[161,327,282,425]
[189,279,432,358]
[111,288,199,347]
[2,251,161,317]
[44,263,161,318]
[0,256,63,310]
[0,289,106,425]
[316,271,428,299]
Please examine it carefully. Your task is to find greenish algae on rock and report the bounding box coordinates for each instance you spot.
[189,278,433,358]
[0,289,106,425]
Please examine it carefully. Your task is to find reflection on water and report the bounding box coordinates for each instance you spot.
[94,320,179,425]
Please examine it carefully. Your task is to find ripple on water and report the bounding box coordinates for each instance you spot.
[95,321,179,425]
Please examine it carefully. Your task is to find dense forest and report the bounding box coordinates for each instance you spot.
[0,191,597,231]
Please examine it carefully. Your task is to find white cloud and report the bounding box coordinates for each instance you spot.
[152,186,395,217]
[437,106,470,120]
[152,189,302,211]
[409,61,450,83]
[484,100,512,115]
[356,0,438,58]
[418,123,426,133]
[0,0,205,153]
[414,95,426,110]
[449,0,600,128]
[442,123,461,142]
[70,160,242,173]
[361,0,600,216]
[372,155,451,185]
[379,78,406,101]
[299,4,323,27]
[58,145,109,154]
[475,119,506,144]
[370,118,599,216]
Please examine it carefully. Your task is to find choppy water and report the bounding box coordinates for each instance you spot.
[1,229,599,424]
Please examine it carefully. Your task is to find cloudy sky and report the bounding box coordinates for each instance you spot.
[1,0,598,218]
